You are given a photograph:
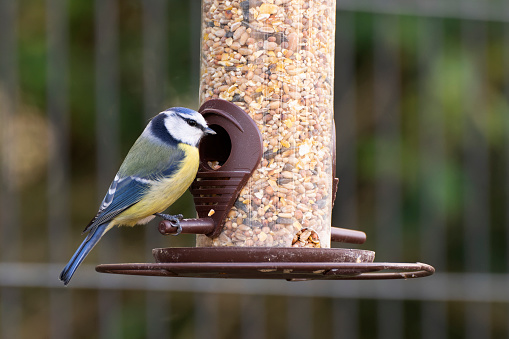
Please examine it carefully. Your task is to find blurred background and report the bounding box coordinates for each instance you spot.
[1,0,508,338]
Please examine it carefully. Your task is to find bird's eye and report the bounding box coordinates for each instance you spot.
[186,119,198,127]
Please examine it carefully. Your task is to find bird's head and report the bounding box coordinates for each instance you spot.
[148,107,216,147]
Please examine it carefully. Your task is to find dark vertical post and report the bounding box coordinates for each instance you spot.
[190,0,201,104]
[461,19,491,339]
[332,11,359,339]
[334,11,357,236]
[373,14,403,339]
[0,1,21,338]
[505,16,509,339]
[46,0,72,338]
[142,0,168,118]
[417,17,448,339]
[95,0,121,338]
[142,1,170,338]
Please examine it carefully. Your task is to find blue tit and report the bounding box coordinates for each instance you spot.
[60,107,215,285]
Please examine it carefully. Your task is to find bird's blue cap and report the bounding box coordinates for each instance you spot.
[166,107,197,116]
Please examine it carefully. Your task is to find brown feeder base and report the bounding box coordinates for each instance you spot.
[95,247,434,281]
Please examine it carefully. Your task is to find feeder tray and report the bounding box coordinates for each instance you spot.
[96,100,435,281]
[96,247,434,280]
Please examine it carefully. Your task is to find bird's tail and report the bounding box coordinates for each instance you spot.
[59,223,109,285]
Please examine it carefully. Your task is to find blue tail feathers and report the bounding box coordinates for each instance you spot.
[59,223,108,285]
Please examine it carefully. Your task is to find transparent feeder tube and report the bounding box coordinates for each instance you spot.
[198,0,336,248]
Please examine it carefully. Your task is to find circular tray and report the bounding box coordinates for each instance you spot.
[95,247,434,281]
[153,247,376,264]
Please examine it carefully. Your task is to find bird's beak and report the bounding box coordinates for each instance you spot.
[204,127,216,135]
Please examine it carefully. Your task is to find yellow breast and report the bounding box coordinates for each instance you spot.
[113,144,199,226]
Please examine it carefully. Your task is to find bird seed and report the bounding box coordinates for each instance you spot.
[197,0,336,248]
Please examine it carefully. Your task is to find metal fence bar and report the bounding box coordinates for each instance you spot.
[333,11,357,234]
[46,0,72,338]
[143,0,168,119]
[0,1,20,262]
[337,0,509,24]
[373,14,404,339]
[142,1,171,338]
[417,17,448,339]
[333,10,360,339]
[190,0,201,103]
[373,15,403,263]
[1,263,509,301]
[95,0,121,338]
[461,17,491,339]
[505,20,509,339]
[0,2,20,338]
[461,17,490,278]
[95,0,120,188]
[416,12,448,275]
[0,0,20,261]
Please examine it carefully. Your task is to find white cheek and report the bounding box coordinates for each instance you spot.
[183,129,204,146]
[164,116,203,146]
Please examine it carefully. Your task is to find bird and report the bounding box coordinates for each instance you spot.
[59,107,215,285]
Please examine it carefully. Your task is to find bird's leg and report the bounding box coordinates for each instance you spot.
[155,213,183,236]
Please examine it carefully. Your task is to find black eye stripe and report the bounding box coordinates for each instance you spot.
[185,119,198,127]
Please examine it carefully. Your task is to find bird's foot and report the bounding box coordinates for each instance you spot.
[155,213,183,236]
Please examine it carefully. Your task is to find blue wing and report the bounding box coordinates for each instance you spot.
[62,134,189,285]
[82,176,149,233]
[83,149,185,234]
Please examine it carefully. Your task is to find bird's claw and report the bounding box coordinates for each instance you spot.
[155,213,183,236]
[172,220,183,236]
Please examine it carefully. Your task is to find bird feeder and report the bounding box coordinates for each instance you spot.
[96,0,434,280]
